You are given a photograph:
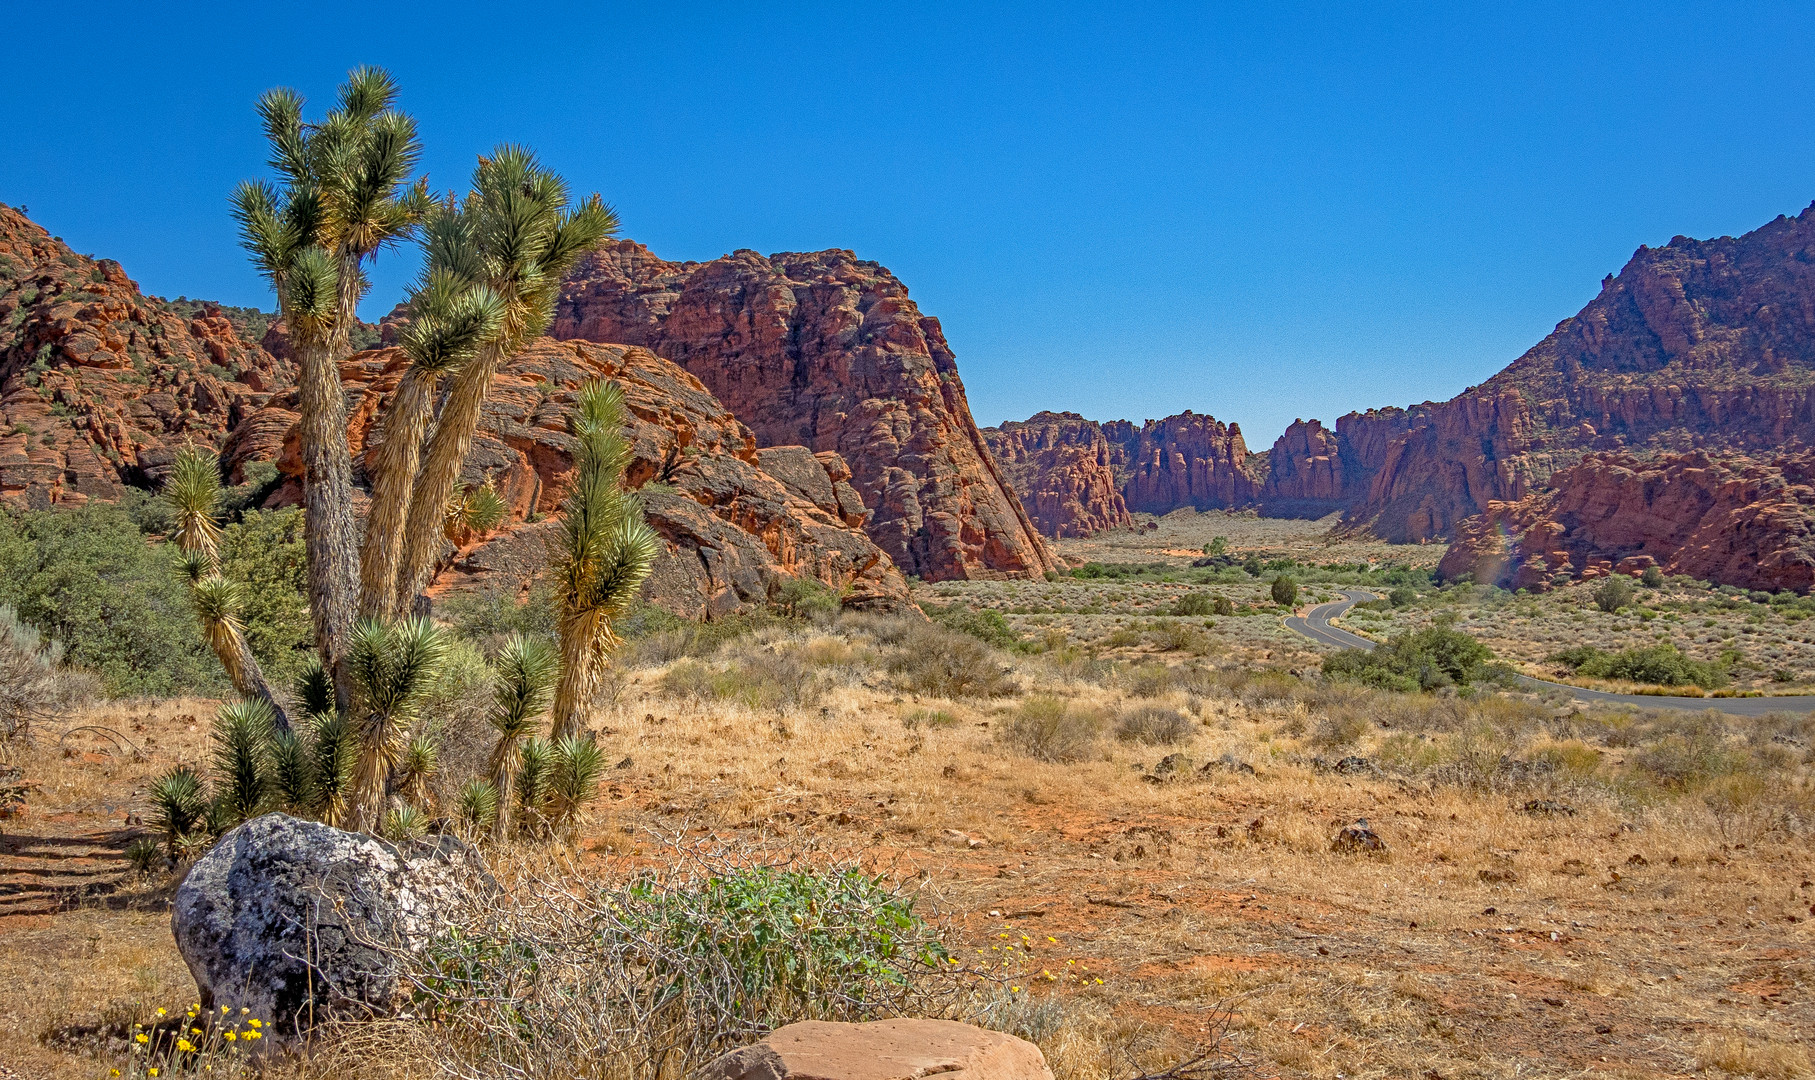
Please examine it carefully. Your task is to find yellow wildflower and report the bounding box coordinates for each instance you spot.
[156,1007,168,1016]
[177,1038,196,1053]
[149,1070,159,1078]
[1010,985,1021,993]
[1047,936,1058,943]
[135,1033,149,1044]
[244,1030,262,1040]
[247,1019,261,1028]
[223,1030,237,1041]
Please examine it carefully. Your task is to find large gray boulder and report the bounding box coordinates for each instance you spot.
[172,813,482,1039]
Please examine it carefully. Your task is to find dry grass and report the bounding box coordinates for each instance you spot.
[3,610,1814,1079]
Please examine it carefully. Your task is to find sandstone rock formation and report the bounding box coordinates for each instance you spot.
[700,1019,1053,1080]
[172,814,482,1039]
[1111,411,1260,514]
[980,411,1130,537]
[0,204,288,506]
[1348,202,1815,541]
[1438,450,1815,593]
[227,338,911,616]
[552,241,1056,581]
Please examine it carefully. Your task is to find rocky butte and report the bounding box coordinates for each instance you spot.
[552,241,1057,582]
[0,204,914,615]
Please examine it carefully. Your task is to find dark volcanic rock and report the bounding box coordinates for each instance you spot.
[552,241,1056,581]
[171,814,481,1039]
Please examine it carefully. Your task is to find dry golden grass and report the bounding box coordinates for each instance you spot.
[3,624,1812,1079]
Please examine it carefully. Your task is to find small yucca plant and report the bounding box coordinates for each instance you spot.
[455,779,500,838]
[125,836,164,876]
[486,633,557,839]
[549,380,659,739]
[148,765,209,852]
[546,734,605,837]
[268,726,317,815]
[395,733,440,809]
[346,616,449,831]
[164,444,225,567]
[383,804,431,843]
[211,699,275,826]
[444,479,509,545]
[309,712,357,828]
[515,737,555,837]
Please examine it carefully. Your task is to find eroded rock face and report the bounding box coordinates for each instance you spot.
[171,814,480,1039]
[0,205,288,506]
[1438,450,1815,593]
[981,411,1131,538]
[1109,411,1259,514]
[700,1019,1053,1080]
[552,241,1056,581]
[1347,202,1815,541]
[226,338,911,616]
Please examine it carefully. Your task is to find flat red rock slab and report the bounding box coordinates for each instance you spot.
[701,1019,1052,1080]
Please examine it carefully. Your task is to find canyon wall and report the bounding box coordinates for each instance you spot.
[980,411,1131,538]
[553,241,1056,581]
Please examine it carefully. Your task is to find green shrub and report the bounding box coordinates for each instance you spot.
[1388,586,1417,607]
[930,604,1020,649]
[438,581,561,650]
[1323,626,1501,692]
[1171,592,1215,617]
[1640,566,1664,589]
[218,508,312,690]
[661,653,823,710]
[1270,575,1299,607]
[0,504,223,696]
[1002,695,1103,762]
[1113,705,1194,745]
[769,577,841,621]
[1547,643,1728,689]
[888,625,1015,698]
[1593,576,1635,613]
[1212,595,1236,617]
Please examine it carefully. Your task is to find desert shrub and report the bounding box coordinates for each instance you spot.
[1323,626,1502,692]
[889,625,1015,698]
[901,708,958,730]
[418,637,498,796]
[1002,695,1103,762]
[1634,728,1752,789]
[1548,644,1728,689]
[1150,621,1212,654]
[1270,575,1299,606]
[1212,594,1236,616]
[624,610,786,667]
[769,577,841,621]
[931,605,1019,649]
[1593,576,1635,613]
[0,504,223,696]
[1114,705,1194,745]
[1171,592,1215,617]
[1126,663,1175,698]
[661,651,823,711]
[439,581,562,651]
[403,856,952,1080]
[1388,586,1417,607]
[0,604,91,744]
[217,507,312,690]
[1640,566,1665,589]
[1309,710,1369,749]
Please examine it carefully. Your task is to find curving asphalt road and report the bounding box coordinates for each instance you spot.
[1287,589,1815,716]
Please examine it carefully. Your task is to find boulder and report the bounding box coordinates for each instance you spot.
[701,1019,1052,1080]
[171,814,481,1039]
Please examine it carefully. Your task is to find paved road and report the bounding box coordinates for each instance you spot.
[1288,589,1815,716]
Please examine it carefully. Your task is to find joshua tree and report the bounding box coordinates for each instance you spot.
[485,633,557,839]
[393,149,618,614]
[358,240,504,617]
[233,67,428,711]
[212,699,276,826]
[344,616,448,831]
[549,381,659,740]
[163,445,291,731]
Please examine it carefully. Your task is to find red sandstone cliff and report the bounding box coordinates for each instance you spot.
[1438,451,1815,594]
[0,204,288,506]
[551,241,1056,581]
[226,338,911,617]
[980,411,1131,538]
[1110,411,1259,514]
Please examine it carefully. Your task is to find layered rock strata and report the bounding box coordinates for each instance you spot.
[980,411,1130,537]
[553,241,1056,580]
[1438,450,1815,594]
[0,204,288,506]
[227,338,911,616]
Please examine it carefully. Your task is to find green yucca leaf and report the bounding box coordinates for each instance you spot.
[190,574,247,626]
[268,727,316,814]
[347,616,449,723]
[164,445,225,562]
[383,804,430,843]
[294,658,334,717]
[211,699,274,825]
[455,780,499,835]
[547,734,605,830]
[174,547,211,586]
[149,765,208,843]
[283,246,340,333]
[491,633,557,739]
[516,737,555,816]
[309,711,357,827]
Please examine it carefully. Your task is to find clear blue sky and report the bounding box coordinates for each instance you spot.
[5,3,1813,446]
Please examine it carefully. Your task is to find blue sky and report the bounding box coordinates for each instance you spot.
[5,3,1813,446]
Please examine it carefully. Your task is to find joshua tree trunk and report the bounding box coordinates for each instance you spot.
[550,609,607,742]
[297,330,360,714]
[359,371,438,618]
[394,340,509,614]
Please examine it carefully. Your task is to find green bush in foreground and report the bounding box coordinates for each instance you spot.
[1548,643,1729,689]
[1324,626,1505,693]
